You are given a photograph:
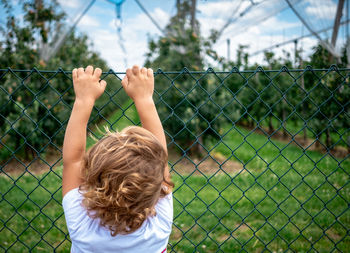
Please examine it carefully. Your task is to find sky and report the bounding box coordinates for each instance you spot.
[3,0,350,70]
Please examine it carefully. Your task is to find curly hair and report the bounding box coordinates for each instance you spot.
[80,126,173,236]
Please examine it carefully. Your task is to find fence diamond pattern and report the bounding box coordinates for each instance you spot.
[0,66,349,252]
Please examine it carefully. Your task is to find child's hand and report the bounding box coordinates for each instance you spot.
[72,66,107,103]
[121,65,154,103]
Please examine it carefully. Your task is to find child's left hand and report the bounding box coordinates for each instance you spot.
[72,66,107,103]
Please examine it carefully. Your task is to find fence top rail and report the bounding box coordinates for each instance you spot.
[1,65,349,74]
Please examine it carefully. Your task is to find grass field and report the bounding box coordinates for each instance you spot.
[1,101,349,252]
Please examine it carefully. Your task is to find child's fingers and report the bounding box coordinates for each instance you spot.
[132,65,139,75]
[72,68,78,81]
[147,68,153,78]
[99,80,107,90]
[121,75,128,89]
[141,67,147,75]
[77,67,84,77]
[85,65,93,75]
[126,68,132,79]
[93,68,102,78]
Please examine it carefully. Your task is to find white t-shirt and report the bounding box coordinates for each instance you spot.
[62,188,173,253]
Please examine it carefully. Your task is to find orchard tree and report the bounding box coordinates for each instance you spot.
[145,0,228,156]
[303,44,350,149]
[0,0,118,160]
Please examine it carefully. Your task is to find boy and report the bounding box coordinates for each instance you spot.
[62,65,173,252]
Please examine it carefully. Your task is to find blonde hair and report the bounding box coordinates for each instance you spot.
[80,126,173,236]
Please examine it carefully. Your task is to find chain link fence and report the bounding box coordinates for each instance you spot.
[0,66,349,252]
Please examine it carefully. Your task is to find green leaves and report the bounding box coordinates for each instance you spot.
[0,0,120,161]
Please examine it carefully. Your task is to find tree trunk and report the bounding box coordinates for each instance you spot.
[268,116,274,133]
[249,118,254,128]
[189,134,205,158]
[326,128,332,150]
[315,132,321,148]
[303,124,307,144]
[197,134,205,157]
[282,110,287,138]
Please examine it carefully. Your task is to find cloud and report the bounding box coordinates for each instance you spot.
[79,15,100,27]
[57,0,81,9]
[124,7,169,35]
[197,0,250,19]
[63,1,170,71]
[212,22,315,67]
[197,0,300,37]
[90,2,116,17]
[196,0,306,67]
[84,7,171,71]
[73,0,335,70]
[305,0,337,20]
[153,7,171,28]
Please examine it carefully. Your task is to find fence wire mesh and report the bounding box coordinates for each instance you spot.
[0,66,349,252]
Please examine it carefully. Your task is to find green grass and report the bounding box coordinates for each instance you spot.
[1,161,348,252]
[1,103,349,252]
[168,124,350,252]
[0,168,68,252]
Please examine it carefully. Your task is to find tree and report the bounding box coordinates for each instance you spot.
[303,44,350,150]
[0,0,120,161]
[145,0,227,156]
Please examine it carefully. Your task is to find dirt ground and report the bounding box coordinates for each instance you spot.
[0,151,62,176]
[1,147,245,177]
[1,125,347,176]
[1,151,243,176]
[250,125,349,158]
[169,151,243,175]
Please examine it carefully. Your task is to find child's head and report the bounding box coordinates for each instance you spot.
[80,126,172,236]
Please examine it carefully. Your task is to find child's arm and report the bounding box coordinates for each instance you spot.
[62,66,107,197]
[121,65,170,180]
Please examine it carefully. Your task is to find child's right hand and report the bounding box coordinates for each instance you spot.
[72,66,107,104]
[121,65,154,103]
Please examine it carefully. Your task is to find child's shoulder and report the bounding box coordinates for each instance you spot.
[153,192,173,232]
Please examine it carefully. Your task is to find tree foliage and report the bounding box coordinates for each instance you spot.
[0,0,121,160]
[145,0,229,156]
[144,0,348,154]
[1,0,348,160]
[222,41,349,151]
